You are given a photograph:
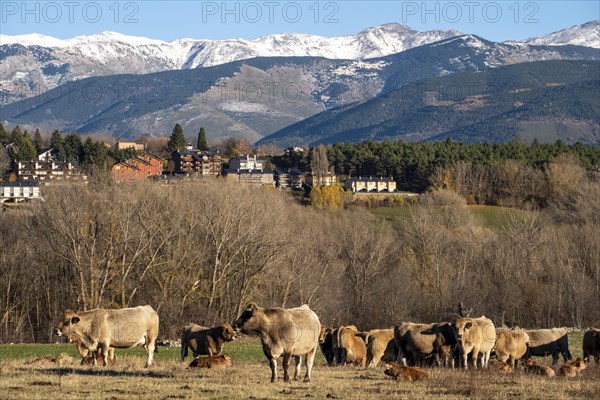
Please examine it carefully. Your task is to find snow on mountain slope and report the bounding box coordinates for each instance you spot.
[521,21,600,48]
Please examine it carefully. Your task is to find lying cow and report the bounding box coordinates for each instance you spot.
[452,316,496,369]
[181,323,236,361]
[233,303,320,382]
[337,326,367,367]
[558,358,587,377]
[69,334,115,366]
[524,328,571,365]
[494,328,529,368]
[54,305,159,367]
[365,328,397,368]
[394,322,455,367]
[188,354,232,369]
[319,327,335,365]
[582,328,600,365]
[524,358,555,377]
[384,362,429,381]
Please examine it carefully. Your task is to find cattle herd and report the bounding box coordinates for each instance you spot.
[53,303,600,383]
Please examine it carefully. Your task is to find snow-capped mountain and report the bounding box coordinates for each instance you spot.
[522,20,600,48]
[0,23,461,105]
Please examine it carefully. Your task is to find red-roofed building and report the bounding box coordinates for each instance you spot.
[112,152,163,183]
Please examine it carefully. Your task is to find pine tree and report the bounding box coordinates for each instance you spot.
[0,123,7,143]
[63,133,83,163]
[33,129,44,152]
[50,130,67,161]
[7,127,36,161]
[197,127,208,151]
[167,123,187,153]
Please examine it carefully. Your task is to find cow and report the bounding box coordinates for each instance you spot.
[69,334,116,366]
[188,354,233,369]
[493,328,529,368]
[452,316,496,369]
[181,323,236,361]
[319,327,335,365]
[488,359,513,373]
[558,358,587,377]
[384,362,429,381]
[365,328,397,368]
[331,325,357,365]
[233,303,320,382]
[524,328,571,365]
[337,326,367,367]
[524,358,555,377]
[582,328,600,365]
[394,322,455,367]
[54,305,159,368]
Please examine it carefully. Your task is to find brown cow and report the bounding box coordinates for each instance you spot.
[331,325,357,364]
[489,359,513,373]
[558,358,587,377]
[181,323,236,361]
[70,334,116,366]
[494,328,529,368]
[233,303,320,382]
[524,358,556,377]
[524,328,571,365]
[319,327,335,365]
[337,326,367,367]
[452,316,496,369]
[54,305,159,367]
[582,328,600,365]
[384,362,429,381]
[188,354,232,369]
[365,328,397,368]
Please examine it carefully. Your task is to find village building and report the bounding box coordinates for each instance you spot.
[344,177,397,193]
[0,181,41,202]
[169,150,222,176]
[112,152,163,183]
[274,169,303,190]
[16,160,85,182]
[223,154,274,186]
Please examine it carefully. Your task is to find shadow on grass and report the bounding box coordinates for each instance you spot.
[26,367,175,379]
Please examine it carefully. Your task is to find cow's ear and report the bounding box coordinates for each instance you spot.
[71,316,80,324]
[465,322,472,329]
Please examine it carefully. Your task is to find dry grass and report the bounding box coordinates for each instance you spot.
[1,352,598,400]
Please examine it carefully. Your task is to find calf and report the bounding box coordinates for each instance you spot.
[189,354,232,369]
[384,362,429,381]
[524,358,555,377]
[558,358,587,377]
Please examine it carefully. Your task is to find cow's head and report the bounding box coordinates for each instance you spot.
[319,327,330,344]
[54,310,80,337]
[233,303,261,335]
[452,319,473,344]
[221,323,237,341]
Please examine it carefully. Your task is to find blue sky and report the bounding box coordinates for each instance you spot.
[1,1,598,42]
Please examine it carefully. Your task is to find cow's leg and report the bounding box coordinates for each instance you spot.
[397,348,406,366]
[304,346,317,382]
[482,350,491,368]
[269,357,278,382]
[100,344,109,368]
[145,337,156,368]
[551,351,559,366]
[293,355,302,381]
[181,339,188,362]
[470,347,480,370]
[282,353,291,382]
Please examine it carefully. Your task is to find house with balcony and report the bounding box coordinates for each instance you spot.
[169,150,222,176]
[0,181,41,202]
[344,177,396,193]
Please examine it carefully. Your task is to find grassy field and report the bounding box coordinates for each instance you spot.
[1,333,598,400]
[370,205,529,230]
